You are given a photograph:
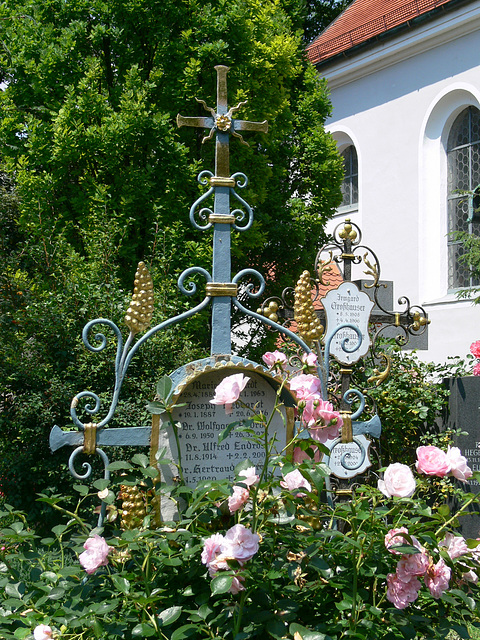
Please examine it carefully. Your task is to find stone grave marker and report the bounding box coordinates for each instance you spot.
[444,376,480,539]
[150,356,295,520]
[322,281,374,364]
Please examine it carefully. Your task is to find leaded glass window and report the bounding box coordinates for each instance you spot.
[340,145,358,208]
[447,106,480,290]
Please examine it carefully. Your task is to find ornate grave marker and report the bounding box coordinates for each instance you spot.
[49,66,430,523]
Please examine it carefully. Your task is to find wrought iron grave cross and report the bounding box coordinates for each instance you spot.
[177,65,268,354]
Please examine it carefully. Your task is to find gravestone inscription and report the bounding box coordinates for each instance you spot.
[326,435,372,479]
[151,363,295,489]
[323,282,374,364]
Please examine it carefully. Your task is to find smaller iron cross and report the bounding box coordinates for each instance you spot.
[177,65,268,177]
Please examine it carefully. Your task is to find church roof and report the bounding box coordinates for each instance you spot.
[306,0,455,66]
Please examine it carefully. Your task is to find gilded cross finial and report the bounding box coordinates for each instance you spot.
[177,65,268,177]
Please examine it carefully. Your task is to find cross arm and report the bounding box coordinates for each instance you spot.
[176,115,215,130]
[233,119,268,134]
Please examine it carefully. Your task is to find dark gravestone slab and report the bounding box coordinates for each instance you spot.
[444,376,480,539]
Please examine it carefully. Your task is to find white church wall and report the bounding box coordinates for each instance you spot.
[321,3,480,364]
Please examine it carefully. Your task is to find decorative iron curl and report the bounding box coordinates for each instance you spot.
[68,447,111,527]
[342,388,366,420]
[231,189,253,231]
[231,172,248,189]
[68,446,110,481]
[82,319,123,356]
[329,437,367,471]
[189,170,215,230]
[232,269,265,298]
[178,267,212,296]
[70,391,101,430]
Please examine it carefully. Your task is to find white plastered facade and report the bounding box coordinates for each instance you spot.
[320,0,480,363]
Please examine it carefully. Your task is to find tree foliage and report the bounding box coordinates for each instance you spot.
[0,0,344,521]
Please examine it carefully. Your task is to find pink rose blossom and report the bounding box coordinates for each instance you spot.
[34,625,53,640]
[446,446,473,482]
[293,445,321,464]
[229,574,245,594]
[385,527,410,554]
[262,350,288,368]
[280,469,312,494]
[290,374,321,400]
[386,573,421,609]
[301,352,318,368]
[473,362,480,376]
[470,340,480,359]
[79,534,110,574]
[223,524,259,563]
[425,558,451,599]
[201,533,224,566]
[201,525,259,595]
[300,397,343,443]
[228,486,250,513]
[416,445,451,477]
[396,552,430,581]
[210,374,250,415]
[238,466,259,487]
[378,463,416,498]
[440,533,469,559]
[462,570,478,584]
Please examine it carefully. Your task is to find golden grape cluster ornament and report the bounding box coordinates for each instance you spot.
[125,262,154,335]
[294,270,324,345]
[118,484,148,530]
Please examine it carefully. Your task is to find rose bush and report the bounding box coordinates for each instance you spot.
[2,361,480,639]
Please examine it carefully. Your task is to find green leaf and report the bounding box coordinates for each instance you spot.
[218,421,242,445]
[132,623,156,637]
[289,623,327,640]
[5,583,24,599]
[108,461,133,471]
[171,624,199,640]
[146,401,166,415]
[132,453,149,468]
[93,478,109,491]
[111,574,130,594]
[73,484,89,495]
[211,574,233,595]
[156,376,173,402]
[158,605,182,626]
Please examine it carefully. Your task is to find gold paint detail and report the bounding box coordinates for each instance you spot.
[411,311,430,331]
[340,411,353,443]
[209,176,236,188]
[125,262,154,335]
[83,423,97,455]
[341,253,355,260]
[336,488,353,497]
[339,219,357,241]
[206,283,238,297]
[317,255,334,286]
[119,482,148,530]
[363,252,380,288]
[208,213,236,224]
[339,368,353,375]
[367,353,392,386]
[215,114,231,132]
[394,313,401,327]
[293,270,324,346]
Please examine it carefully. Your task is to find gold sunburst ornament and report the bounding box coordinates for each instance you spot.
[125,262,154,335]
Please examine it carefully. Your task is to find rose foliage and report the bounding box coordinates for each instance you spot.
[2,358,480,639]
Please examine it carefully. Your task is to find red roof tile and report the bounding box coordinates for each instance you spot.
[307,0,454,65]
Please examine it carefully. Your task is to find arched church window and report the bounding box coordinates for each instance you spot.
[340,145,358,208]
[447,106,480,290]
